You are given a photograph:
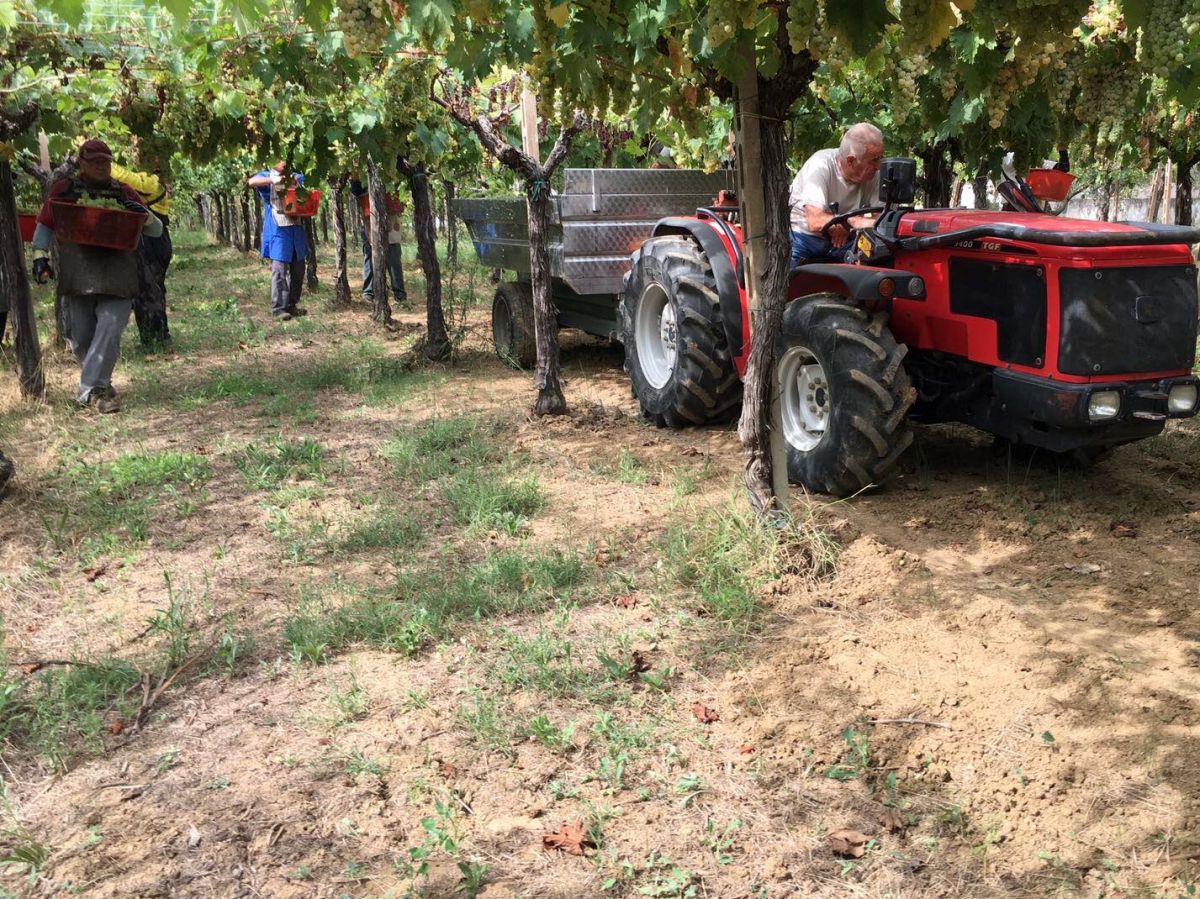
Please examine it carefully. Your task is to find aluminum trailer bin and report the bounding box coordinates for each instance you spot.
[454,168,734,341]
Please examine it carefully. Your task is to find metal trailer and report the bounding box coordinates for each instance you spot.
[454,168,735,343]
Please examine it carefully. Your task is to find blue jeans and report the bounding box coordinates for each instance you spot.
[360,228,407,302]
[790,229,850,267]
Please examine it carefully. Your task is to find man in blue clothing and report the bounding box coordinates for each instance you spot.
[247,161,308,321]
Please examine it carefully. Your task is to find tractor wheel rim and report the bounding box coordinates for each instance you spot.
[636,283,677,389]
[780,345,829,453]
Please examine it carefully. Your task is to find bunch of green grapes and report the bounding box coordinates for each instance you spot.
[897,0,945,53]
[1137,0,1198,76]
[378,57,444,164]
[939,68,957,100]
[1081,1,1125,42]
[986,65,1020,130]
[979,0,1091,41]
[1041,59,1077,116]
[1010,37,1066,87]
[335,0,390,57]
[705,0,757,48]
[808,2,849,69]
[887,54,928,127]
[158,93,213,149]
[77,196,128,211]
[1076,55,1139,158]
[786,0,819,53]
[610,74,634,116]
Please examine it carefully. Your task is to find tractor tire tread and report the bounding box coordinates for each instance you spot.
[620,235,742,427]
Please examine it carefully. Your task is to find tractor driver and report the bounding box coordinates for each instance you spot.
[788,123,884,266]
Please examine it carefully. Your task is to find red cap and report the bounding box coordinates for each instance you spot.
[79,139,113,162]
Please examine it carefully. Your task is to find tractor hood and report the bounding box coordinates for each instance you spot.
[893,209,1200,252]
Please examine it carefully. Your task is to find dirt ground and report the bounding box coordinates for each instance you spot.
[1,235,1198,899]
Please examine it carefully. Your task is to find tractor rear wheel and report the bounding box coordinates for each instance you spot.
[619,236,740,426]
[492,281,537,369]
[778,296,916,496]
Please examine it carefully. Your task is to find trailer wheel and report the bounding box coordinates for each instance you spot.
[619,236,740,427]
[492,281,537,369]
[779,296,916,496]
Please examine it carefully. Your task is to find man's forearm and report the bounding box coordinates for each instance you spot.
[803,205,835,233]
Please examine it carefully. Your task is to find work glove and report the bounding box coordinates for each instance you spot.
[32,256,53,284]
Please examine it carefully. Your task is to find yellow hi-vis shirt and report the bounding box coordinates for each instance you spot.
[111,163,172,216]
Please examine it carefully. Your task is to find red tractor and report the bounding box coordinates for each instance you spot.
[458,163,1200,495]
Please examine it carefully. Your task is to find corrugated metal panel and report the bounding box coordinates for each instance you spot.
[454,169,735,296]
[561,168,734,197]
[561,220,659,255]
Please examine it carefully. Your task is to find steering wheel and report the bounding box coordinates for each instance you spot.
[820,205,886,240]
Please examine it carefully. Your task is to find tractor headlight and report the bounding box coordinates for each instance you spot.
[1168,383,1198,414]
[1087,390,1121,421]
[907,277,924,297]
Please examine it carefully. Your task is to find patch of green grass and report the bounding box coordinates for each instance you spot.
[592,448,655,486]
[0,586,234,768]
[488,627,594,697]
[40,450,211,562]
[333,502,427,554]
[177,369,280,409]
[232,436,326,490]
[381,414,508,481]
[662,498,837,632]
[283,548,589,662]
[458,691,518,756]
[0,655,140,765]
[444,471,543,536]
[260,395,318,424]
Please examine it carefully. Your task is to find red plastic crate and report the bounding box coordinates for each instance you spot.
[358,193,403,217]
[49,200,144,251]
[281,187,321,217]
[18,213,37,243]
[1025,169,1075,202]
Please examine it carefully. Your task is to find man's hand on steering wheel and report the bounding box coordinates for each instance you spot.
[821,210,857,247]
[820,207,883,247]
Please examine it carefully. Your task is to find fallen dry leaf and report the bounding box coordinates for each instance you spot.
[880,808,905,833]
[110,719,125,735]
[1064,562,1102,575]
[630,650,652,674]
[83,564,108,583]
[541,820,591,856]
[1110,520,1138,539]
[438,761,458,778]
[738,744,756,754]
[691,702,720,724]
[613,594,638,609]
[828,828,872,858]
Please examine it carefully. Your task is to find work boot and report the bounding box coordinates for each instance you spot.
[287,306,308,317]
[273,311,293,321]
[97,388,121,414]
[0,450,13,493]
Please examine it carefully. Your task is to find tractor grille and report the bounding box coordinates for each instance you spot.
[1058,265,1198,376]
[949,258,1047,367]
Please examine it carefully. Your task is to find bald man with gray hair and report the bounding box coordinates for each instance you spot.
[789,122,884,266]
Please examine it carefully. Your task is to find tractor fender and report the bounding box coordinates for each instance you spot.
[787,263,926,314]
[651,217,746,358]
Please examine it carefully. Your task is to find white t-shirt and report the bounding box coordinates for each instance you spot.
[789,148,880,232]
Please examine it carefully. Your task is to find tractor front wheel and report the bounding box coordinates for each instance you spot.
[778,296,916,496]
[619,236,740,426]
